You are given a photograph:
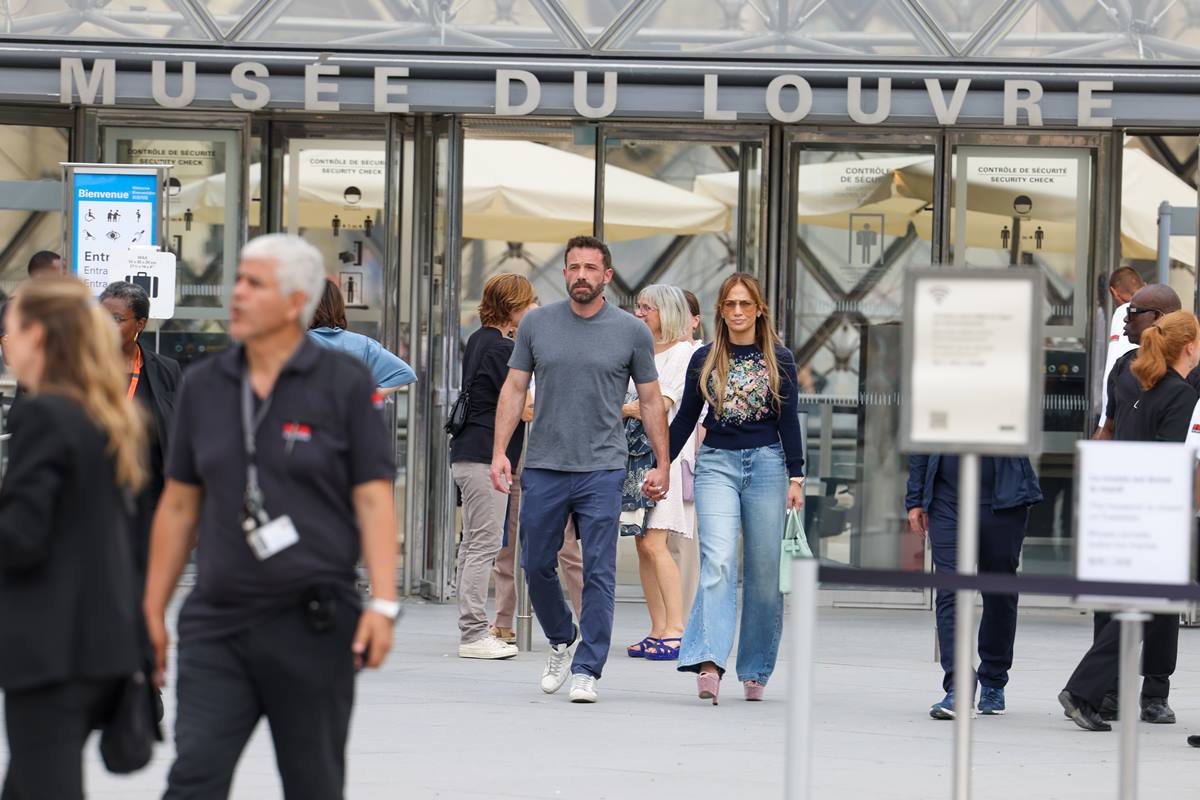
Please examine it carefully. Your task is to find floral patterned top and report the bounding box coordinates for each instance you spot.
[667,342,806,477]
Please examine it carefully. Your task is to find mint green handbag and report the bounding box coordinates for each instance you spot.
[779,509,813,594]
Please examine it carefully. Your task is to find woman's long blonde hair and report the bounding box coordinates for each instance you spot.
[699,273,782,416]
[1132,310,1200,390]
[15,277,146,490]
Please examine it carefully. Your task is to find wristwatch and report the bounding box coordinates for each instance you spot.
[368,597,401,620]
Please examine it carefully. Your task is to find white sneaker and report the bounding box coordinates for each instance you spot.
[540,636,578,693]
[569,673,598,703]
[458,634,518,660]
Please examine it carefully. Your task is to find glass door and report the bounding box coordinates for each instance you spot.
[95,114,251,364]
[785,130,941,607]
[405,116,460,600]
[947,131,1114,579]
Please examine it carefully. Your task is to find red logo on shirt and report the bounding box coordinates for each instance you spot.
[282,422,312,442]
[1110,335,1120,341]
[1192,423,1200,434]
[372,391,385,411]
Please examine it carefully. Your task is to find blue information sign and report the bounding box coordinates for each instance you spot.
[71,170,160,293]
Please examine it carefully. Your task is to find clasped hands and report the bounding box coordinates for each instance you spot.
[640,466,669,502]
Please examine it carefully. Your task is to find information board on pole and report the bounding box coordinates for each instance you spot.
[105,247,177,320]
[900,268,1044,456]
[1075,440,1196,612]
[62,164,170,295]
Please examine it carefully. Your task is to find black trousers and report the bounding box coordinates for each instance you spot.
[2,678,123,800]
[164,599,358,800]
[1066,612,1180,708]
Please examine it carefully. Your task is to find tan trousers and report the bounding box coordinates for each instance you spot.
[492,467,584,628]
[451,461,507,644]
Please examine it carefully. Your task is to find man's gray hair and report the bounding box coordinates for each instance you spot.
[240,233,327,327]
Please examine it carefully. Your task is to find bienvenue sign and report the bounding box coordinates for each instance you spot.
[58,58,1120,127]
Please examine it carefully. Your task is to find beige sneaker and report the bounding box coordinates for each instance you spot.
[459,634,518,660]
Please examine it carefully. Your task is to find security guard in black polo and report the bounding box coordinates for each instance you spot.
[144,234,399,800]
[1081,283,1183,726]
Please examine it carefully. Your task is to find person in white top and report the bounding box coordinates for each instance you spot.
[1096,266,1145,434]
[622,285,696,662]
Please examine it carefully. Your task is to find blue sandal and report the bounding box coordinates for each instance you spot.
[644,637,682,661]
[627,637,659,658]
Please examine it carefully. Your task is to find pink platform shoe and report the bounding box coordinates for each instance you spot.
[744,681,765,701]
[697,672,720,705]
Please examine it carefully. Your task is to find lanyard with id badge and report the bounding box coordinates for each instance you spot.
[241,372,301,560]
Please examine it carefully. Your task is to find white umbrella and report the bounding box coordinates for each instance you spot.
[175,141,730,243]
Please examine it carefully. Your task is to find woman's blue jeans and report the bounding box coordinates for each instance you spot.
[678,442,788,685]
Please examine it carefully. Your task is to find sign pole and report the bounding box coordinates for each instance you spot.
[1116,610,1149,800]
[953,453,979,800]
[784,557,819,800]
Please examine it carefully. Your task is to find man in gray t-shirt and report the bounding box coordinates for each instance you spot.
[491,235,669,704]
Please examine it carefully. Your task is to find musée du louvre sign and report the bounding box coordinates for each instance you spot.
[58,57,1121,128]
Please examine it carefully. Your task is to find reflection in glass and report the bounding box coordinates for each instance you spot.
[282,139,389,345]
[790,145,935,573]
[949,144,1096,576]
[108,129,244,366]
[0,125,68,298]
[605,138,751,319]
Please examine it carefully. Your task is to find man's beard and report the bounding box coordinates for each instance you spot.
[569,281,604,303]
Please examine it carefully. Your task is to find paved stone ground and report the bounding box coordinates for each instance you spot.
[6,599,1200,799]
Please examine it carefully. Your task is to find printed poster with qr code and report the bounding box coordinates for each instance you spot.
[904,270,1042,454]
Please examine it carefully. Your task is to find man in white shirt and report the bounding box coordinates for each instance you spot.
[1095,266,1146,437]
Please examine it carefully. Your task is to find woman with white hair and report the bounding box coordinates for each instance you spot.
[621,284,695,662]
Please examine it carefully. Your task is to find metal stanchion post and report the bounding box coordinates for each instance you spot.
[1116,610,1149,800]
[514,438,534,652]
[784,558,819,800]
[953,454,979,800]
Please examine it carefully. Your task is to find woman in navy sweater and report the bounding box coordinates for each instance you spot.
[664,273,805,705]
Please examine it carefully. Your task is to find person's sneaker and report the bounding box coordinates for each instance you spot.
[540,632,578,694]
[978,686,1006,715]
[930,691,956,720]
[1059,690,1112,732]
[458,634,518,660]
[568,673,598,703]
[1099,692,1120,721]
[1142,698,1176,724]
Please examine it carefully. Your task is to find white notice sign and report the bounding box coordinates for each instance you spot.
[904,270,1040,453]
[106,249,176,320]
[1075,440,1195,610]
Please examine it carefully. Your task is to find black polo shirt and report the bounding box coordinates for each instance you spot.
[168,338,395,641]
[1106,349,1141,441]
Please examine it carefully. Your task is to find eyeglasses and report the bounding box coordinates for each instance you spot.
[1126,306,1164,321]
[635,303,658,315]
[721,299,757,311]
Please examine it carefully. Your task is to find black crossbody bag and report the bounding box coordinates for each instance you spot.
[444,340,486,437]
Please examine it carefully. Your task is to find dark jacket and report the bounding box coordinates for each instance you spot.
[905,455,1043,512]
[0,394,140,691]
[131,346,181,576]
[140,344,182,462]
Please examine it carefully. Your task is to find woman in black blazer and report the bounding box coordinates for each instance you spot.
[0,277,148,798]
[99,281,181,574]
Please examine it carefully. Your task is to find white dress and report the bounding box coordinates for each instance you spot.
[628,341,696,538]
